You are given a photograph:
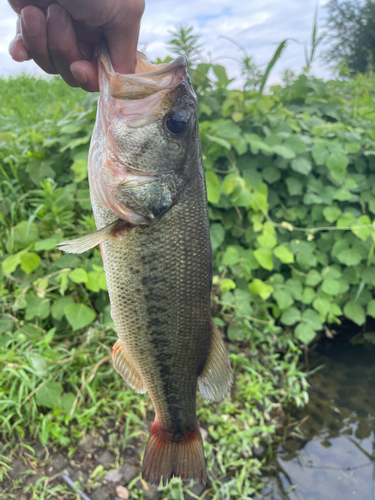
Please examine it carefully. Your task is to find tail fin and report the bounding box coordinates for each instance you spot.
[142,421,206,486]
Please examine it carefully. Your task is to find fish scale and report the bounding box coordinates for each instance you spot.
[57,43,233,485]
[100,175,212,431]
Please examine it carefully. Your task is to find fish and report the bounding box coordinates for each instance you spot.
[57,41,233,485]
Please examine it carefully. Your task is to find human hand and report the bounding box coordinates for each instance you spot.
[8,0,145,91]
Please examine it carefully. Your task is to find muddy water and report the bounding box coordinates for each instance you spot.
[260,342,375,500]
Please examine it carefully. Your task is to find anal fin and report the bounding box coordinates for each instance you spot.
[198,320,233,402]
[113,339,146,394]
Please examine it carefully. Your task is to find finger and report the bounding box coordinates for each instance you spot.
[9,0,54,15]
[72,20,102,45]
[9,35,31,62]
[76,40,93,62]
[104,0,145,74]
[20,6,57,74]
[9,16,30,62]
[70,60,99,92]
[46,3,83,86]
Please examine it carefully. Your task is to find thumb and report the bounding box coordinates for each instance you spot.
[104,0,145,74]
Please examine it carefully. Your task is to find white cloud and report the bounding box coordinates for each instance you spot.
[0,0,333,84]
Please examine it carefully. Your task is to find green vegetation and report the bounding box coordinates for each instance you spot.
[325,0,375,74]
[3,31,375,496]
[0,73,307,498]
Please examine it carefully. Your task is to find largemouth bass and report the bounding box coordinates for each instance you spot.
[58,43,232,485]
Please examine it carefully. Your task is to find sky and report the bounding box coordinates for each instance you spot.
[0,0,332,85]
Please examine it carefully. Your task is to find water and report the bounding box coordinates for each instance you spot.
[260,341,375,500]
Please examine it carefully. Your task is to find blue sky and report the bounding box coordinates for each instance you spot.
[0,0,332,85]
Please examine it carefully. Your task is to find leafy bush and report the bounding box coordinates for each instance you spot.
[196,67,375,345]
[0,74,308,498]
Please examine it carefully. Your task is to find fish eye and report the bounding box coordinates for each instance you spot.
[166,110,189,135]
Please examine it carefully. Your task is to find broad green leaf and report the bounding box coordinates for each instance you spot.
[36,382,63,408]
[281,306,301,326]
[65,303,96,331]
[222,246,240,266]
[257,234,277,249]
[20,252,41,274]
[251,183,269,213]
[254,248,273,270]
[205,171,221,204]
[232,188,252,207]
[234,289,253,316]
[61,123,81,134]
[291,157,312,176]
[221,279,236,291]
[210,224,225,251]
[352,215,371,241]
[206,134,231,150]
[321,279,340,296]
[13,221,39,249]
[69,268,88,283]
[336,249,362,267]
[302,309,322,330]
[302,287,316,304]
[25,296,50,320]
[273,245,294,263]
[216,121,241,140]
[51,296,74,321]
[343,300,366,326]
[273,290,294,310]
[273,145,296,160]
[262,166,281,184]
[345,142,361,154]
[367,300,375,319]
[70,159,88,182]
[227,323,246,341]
[2,252,22,274]
[263,221,275,235]
[337,212,355,228]
[294,323,316,344]
[323,206,341,223]
[248,279,274,300]
[61,392,76,413]
[245,134,272,155]
[311,145,329,165]
[212,64,232,88]
[85,271,101,292]
[27,353,48,376]
[285,177,303,196]
[313,296,331,319]
[35,236,61,251]
[99,273,108,291]
[326,153,349,182]
[333,188,352,201]
[285,279,303,300]
[285,135,307,155]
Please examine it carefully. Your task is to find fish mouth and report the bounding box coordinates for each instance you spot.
[90,42,193,226]
[99,41,188,100]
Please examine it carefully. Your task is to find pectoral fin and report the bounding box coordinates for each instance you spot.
[56,220,122,254]
[198,320,233,402]
[113,339,146,394]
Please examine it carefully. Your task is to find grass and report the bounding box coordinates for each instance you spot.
[0,74,86,126]
[0,74,309,499]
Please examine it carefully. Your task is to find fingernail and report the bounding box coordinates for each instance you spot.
[70,65,88,86]
[21,9,42,36]
[47,4,68,31]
